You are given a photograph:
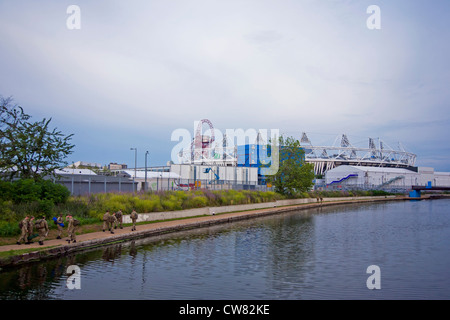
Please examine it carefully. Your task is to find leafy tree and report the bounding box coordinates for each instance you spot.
[267,135,315,197]
[0,95,74,181]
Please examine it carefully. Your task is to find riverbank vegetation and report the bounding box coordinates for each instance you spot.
[0,179,393,238]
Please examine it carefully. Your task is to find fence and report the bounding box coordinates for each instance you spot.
[146,178,274,192]
[55,175,136,196]
[314,183,410,194]
[55,175,274,195]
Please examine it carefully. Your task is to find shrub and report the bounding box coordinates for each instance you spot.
[0,221,20,237]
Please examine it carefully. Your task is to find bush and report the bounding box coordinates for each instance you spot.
[0,221,20,237]
[0,179,70,205]
[3,187,394,234]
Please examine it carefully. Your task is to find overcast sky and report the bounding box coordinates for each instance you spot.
[1,0,449,171]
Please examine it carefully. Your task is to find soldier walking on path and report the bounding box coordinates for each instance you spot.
[115,210,123,229]
[26,216,35,244]
[103,210,111,232]
[56,214,64,239]
[66,215,77,243]
[36,216,49,245]
[16,216,29,245]
[130,209,138,231]
[110,212,118,234]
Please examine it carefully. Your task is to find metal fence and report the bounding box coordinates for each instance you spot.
[55,175,136,196]
[146,178,274,192]
[56,175,274,195]
[313,183,410,194]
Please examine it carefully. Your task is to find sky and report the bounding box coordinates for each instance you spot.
[0,0,449,171]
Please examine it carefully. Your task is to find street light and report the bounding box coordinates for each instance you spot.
[145,150,149,192]
[130,147,137,192]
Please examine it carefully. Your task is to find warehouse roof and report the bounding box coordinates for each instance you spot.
[122,170,180,179]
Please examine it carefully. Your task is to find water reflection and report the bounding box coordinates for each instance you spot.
[1,200,449,299]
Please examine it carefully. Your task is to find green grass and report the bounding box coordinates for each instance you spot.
[0,189,396,238]
[0,246,59,258]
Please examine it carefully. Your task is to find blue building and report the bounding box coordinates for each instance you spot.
[237,144,305,185]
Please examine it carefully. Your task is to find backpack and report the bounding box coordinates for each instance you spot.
[73,219,80,226]
[131,212,138,220]
[35,219,45,230]
[18,221,23,229]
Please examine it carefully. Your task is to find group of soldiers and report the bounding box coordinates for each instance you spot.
[102,209,139,233]
[16,214,79,245]
[55,214,79,244]
[16,209,139,246]
[16,216,49,246]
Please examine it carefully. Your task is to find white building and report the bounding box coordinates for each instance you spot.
[170,164,259,185]
[121,170,180,192]
[70,161,103,169]
[56,168,97,175]
[324,165,450,190]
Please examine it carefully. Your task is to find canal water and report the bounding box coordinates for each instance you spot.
[1,199,449,300]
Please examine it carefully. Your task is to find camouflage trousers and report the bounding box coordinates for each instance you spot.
[68,227,76,241]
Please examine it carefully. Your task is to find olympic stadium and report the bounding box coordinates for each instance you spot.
[175,119,417,176]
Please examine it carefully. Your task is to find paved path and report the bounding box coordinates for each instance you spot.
[0,197,409,257]
[0,205,291,253]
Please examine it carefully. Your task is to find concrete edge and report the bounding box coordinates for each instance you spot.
[0,196,412,268]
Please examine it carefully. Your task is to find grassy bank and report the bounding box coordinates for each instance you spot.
[0,189,393,238]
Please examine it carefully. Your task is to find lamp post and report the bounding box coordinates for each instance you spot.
[130,147,137,192]
[145,150,149,191]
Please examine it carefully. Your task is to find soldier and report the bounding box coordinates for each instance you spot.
[36,216,49,245]
[115,210,123,229]
[66,215,77,243]
[109,212,117,234]
[130,209,138,231]
[56,213,64,239]
[103,210,111,232]
[26,216,35,244]
[16,216,29,245]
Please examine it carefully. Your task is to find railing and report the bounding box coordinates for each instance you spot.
[327,174,358,185]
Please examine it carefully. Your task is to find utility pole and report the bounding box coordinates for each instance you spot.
[130,147,137,192]
[145,150,149,191]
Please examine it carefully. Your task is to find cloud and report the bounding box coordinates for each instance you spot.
[0,0,449,170]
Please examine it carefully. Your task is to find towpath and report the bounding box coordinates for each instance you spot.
[0,196,410,267]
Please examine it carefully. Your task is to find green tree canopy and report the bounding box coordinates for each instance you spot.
[0,95,75,181]
[267,135,315,197]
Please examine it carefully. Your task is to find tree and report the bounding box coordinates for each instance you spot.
[0,95,75,181]
[267,135,315,197]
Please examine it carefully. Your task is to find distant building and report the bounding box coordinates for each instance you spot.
[108,162,128,170]
[71,161,103,169]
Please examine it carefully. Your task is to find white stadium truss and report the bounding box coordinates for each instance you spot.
[300,132,416,175]
[176,121,416,176]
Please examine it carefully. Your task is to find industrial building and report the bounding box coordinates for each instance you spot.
[49,119,449,195]
[120,164,260,191]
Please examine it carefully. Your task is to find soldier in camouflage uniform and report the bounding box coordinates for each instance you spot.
[36,216,49,245]
[56,214,64,239]
[66,215,77,243]
[16,216,29,245]
[109,212,117,234]
[103,210,111,232]
[26,216,35,244]
[115,210,123,229]
[130,210,138,231]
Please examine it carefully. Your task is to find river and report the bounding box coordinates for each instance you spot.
[1,199,449,300]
